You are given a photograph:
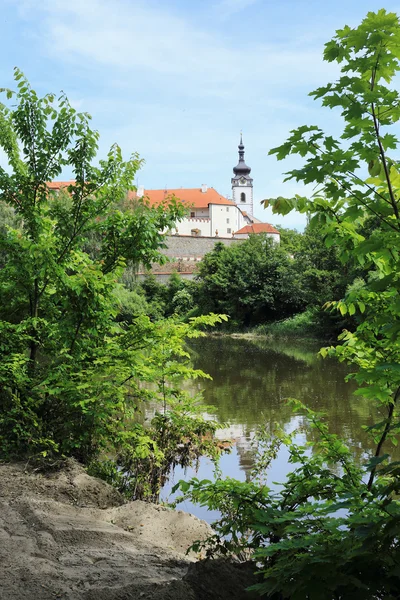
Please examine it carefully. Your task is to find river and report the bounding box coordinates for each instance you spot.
[151,336,382,522]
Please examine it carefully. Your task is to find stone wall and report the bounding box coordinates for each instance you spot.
[163,234,241,258]
[137,235,242,281]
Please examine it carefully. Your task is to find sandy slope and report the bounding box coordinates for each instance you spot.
[0,460,257,600]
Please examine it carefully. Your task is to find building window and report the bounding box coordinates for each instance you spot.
[227,228,231,234]
[190,212,195,217]
[226,207,229,212]
[226,218,230,224]
[240,192,246,203]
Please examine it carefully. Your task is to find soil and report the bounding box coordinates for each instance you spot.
[0,460,258,599]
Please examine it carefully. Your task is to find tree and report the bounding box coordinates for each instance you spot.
[266,8,400,450]
[0,69,188,460]
[88,314,227,501]
[275,225,303,254]
[194,236,305,327]
[176,10,400,599]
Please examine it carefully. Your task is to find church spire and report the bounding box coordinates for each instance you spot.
[233,133,251,176]
[231,133,254,217]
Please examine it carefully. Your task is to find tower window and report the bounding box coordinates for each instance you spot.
[226,218,230,224]
[227,228,232,234]
[240,192,246,203]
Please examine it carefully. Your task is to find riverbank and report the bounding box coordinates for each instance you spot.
[204,309,339,343]
[0,459,257,600]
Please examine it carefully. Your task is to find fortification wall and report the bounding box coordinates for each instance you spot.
[163,235,240,258]
[137,235,242,280]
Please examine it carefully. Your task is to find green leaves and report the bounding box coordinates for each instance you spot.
[195,234,306,326]
[0,71,223,468]
[368,158,381,176]
[266,7,400,418]
[177,401,400,599]
[171,10,400,600]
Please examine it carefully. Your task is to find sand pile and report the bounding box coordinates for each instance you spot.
[0,460,257,599]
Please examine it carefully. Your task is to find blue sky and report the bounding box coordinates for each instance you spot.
[1,0,399,229]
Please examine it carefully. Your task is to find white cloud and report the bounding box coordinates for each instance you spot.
[213,0,260,19]
[16,0,336,98]
[12,0,340,232]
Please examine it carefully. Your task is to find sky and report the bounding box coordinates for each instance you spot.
[1,0,400,229]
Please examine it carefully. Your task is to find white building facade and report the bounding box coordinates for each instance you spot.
[137,185,249,239]
[133,136,279,242]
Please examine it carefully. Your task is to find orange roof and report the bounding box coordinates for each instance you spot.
[46,181,74,190]
[48,182,238,214]
[235,223,280,235]
[133,188,235,208]
[47,183,235,209]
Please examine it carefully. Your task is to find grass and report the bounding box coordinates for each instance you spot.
[252,310,321,339]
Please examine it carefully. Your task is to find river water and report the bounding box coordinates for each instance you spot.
[153,336,381,522]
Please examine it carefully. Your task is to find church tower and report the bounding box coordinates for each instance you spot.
[231,134,253,217]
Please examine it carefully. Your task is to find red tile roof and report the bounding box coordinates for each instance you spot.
[47,183,235,209]
[131,188,236,208]
[46,181,74,190]
[235,223,280,235]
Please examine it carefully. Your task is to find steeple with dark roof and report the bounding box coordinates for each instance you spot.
[233,134,252,178]
[231,133,254,216]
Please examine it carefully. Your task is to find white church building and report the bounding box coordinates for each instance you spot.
[47,137,280,278]
[134,136,280,243]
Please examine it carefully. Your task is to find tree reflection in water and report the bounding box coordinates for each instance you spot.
[159,336,392,517]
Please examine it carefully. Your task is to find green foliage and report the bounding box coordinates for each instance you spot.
[90,314,228,501]
[186,225,354,333]
[171,288,194,315]
[275,225,303,254]
[255,308,320,338]
[194,236,305,327]
[139,273,167,319]
[0,69,189,462]
[138,271,196,319]
[294,226,351,308]
[263,8,400,446]
[176,403,400,599]
[174,10,400,599]
[113,284,149,323]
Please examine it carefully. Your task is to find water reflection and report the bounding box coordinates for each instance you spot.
[155,336,389,519]
[187,337,379,460]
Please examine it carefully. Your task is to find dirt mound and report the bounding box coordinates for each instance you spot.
[2,458,124,508]
[0,461,258,599]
